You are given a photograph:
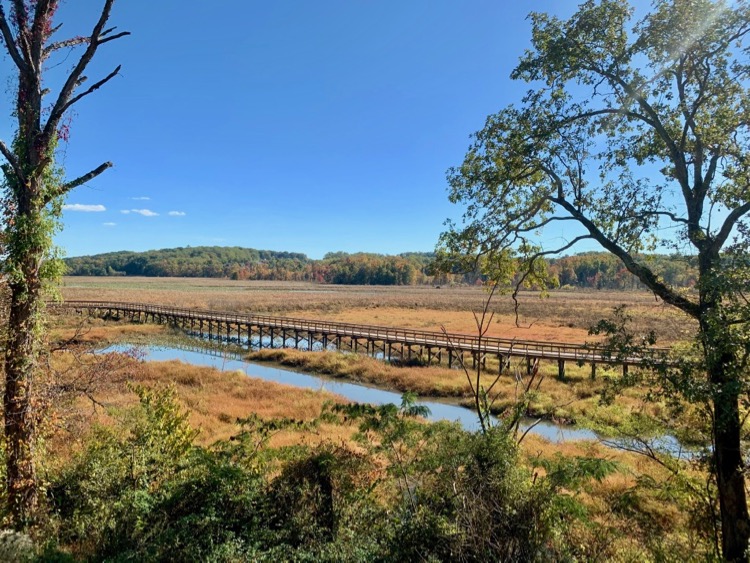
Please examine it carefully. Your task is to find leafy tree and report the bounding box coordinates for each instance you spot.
[0,1,128,524]
[441,0,750,559]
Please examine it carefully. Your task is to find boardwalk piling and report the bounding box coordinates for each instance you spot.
[58,301,663,378]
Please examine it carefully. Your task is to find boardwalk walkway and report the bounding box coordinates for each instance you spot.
[57,300,668,377]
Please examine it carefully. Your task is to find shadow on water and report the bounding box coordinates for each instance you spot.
[184,330,389,360]
[101,340,694,457]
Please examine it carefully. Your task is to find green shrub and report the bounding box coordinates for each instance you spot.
[330,398,566,561]
[49,386,204,559]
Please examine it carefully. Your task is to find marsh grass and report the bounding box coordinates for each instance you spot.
[62,277,695,343]
[47,347,353,459]
[52,312,703,443]
[247,347,683,433]
[49,315,685,435]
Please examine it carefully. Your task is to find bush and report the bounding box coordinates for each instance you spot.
[329,399,565,561]
[47,390,602,561]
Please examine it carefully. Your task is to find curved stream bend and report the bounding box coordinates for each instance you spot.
[101,342,691,457]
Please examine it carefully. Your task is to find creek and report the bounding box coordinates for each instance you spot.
[103,342,692,455]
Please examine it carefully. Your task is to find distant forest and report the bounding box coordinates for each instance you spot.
[63,246,697,289]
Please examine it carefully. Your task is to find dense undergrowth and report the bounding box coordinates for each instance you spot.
[0,382,715,562]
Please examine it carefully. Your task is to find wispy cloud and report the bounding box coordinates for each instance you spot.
[63,204,106,212]
[102,222,116,227]
[131,196,150,201]
[121,209,159,217]
[168,211,186,216]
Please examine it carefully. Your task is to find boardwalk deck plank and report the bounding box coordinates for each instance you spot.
[55,300,669,368]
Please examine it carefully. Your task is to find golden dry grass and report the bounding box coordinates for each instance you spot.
[248,348,470,397]
[49,314,167,344]
[47,345,354,458]
[246,347,671,428]
[42,281,720,563]
[61,277,695,344]
[46,316,709,561]
[49,318,671,430]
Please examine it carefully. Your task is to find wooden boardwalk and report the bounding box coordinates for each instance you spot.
[57,300,668,377]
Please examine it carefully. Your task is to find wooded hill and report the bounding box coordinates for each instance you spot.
[64,246,697,289]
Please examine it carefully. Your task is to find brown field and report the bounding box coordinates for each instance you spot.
[61,277,695,344]
[50,319,677,432]
[49,347,354,458]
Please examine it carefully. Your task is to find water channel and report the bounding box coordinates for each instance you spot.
[103,341,698,459]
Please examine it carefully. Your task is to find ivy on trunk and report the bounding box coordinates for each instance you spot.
[0,0,128,525]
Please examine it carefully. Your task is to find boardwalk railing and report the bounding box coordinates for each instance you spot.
[55,300,671,374]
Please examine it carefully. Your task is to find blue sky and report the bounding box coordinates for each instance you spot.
[2,1,600,259]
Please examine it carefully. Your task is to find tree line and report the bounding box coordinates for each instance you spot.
[548,252,697,290]
[64,246,698,289]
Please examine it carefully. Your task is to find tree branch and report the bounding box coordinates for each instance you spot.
[514,214,578,234]
[12,0,36,67]
[564,107,655,128]
[0,139,26,185]
[511,235,592,325]
[0,5,26,70]
[711,201,750,256]
[97,30,130,45]
[43,0,123,138]
[43,35,90,58]
[550,194,701,317]
[61,65,121,114]
[704,153,720,190]
[61,162,112,193]
[44,162,112,204]
[626,210,690,225]
[581,63,693,205]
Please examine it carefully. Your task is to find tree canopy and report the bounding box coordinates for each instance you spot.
[441,0,750,559]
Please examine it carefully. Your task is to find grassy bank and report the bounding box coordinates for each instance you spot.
[245,347,684,435]
[50,313,686,435]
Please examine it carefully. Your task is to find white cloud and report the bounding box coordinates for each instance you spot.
[131,196,150,201]
[168,211,186,216]
[122,209,159,216]
[103,222,116,227]
[133,209,159,216]
[63,204,106,212]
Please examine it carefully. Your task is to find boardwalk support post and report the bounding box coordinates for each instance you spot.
[55,302,662,378]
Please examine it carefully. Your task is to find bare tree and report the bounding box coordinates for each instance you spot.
[0,0,128,524]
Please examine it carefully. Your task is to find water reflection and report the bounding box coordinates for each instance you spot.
[102,343,690,455]
[104,343,599,442]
